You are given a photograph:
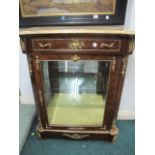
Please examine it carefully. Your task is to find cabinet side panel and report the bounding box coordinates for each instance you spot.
[103,57,122,129]
[113,56,129,120]
[31,55,49,128]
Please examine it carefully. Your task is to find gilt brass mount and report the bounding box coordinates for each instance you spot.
[71,54,80,62]
[63,133,89,140]
[122,57,128,76]
[112,57,116,71]
[128,40,135,53]
[101,42,115,48]
[38,42,52,48]
[35,56,40,71]
[69,39,84,50]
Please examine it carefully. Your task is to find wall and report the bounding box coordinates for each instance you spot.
[119,0,135,119]
[19,0,135,119]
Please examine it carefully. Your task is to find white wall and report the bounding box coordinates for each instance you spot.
[119,0,135,119]
[19,0,135,119]
[19,49,35,104]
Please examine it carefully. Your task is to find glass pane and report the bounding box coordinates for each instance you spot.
[20,0,116,17]
[41,60,110,126]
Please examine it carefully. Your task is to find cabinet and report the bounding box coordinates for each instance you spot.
[20,27,135,142]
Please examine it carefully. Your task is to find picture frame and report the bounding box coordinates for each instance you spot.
[19,0,128,27]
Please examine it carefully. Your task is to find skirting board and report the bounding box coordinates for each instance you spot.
[20,96,135,120]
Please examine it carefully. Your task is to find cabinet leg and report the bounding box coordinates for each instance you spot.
[36,122,44,139]
[112,134,118,143]
[36,130,42,139]
[109,125,119,143]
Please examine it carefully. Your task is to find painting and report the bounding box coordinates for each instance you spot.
[19,0,128,26]
[20,0,116,17]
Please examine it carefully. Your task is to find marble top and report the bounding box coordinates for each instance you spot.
[19,26,135,35]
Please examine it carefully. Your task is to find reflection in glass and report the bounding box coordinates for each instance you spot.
[41,60,110,126]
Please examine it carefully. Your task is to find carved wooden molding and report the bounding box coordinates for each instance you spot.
[63,133,89,139]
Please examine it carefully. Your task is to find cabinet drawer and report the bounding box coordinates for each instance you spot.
[31,38,121,52]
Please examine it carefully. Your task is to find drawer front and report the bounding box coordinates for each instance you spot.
[31,38,121,52]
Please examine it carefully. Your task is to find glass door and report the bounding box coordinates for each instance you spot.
[41,60,110,126]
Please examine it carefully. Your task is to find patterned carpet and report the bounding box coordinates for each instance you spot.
[21,120,135,155]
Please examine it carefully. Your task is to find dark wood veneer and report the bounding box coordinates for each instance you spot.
[20,32,134,142]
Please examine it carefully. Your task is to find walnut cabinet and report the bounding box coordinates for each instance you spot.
[20,27,134,142]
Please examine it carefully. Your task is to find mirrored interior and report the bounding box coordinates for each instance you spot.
[41,60,110,126]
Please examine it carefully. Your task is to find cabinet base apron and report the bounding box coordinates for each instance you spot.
[36,123,119,143]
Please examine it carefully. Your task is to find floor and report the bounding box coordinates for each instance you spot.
[47,93,105,126]
[21,120,135,155]
[19,104,36,154]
